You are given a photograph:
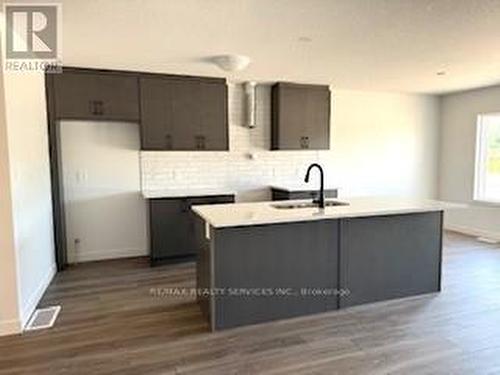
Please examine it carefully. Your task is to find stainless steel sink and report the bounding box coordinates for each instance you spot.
[272,200,350,209]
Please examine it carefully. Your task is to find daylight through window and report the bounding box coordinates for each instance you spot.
[474,113,500,202]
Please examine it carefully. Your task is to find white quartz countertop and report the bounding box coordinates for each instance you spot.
[192,197,461,228]
[142,189,236,199]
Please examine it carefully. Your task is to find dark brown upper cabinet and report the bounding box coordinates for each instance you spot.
[271,82,330,150]
[139,76,228,151]
[52,69,139,121]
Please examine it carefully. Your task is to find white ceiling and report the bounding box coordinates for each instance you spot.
[61,0,500,94]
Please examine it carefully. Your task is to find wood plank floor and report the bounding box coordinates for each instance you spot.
[1,232,500,374]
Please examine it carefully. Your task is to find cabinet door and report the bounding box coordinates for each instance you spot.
[170,79,200,150]
[271,83,330,150]
[53,71,139,121]
[198,81,228,150]
[172,80,227,151]
[141,77,198,150]
[140,77,228,151]
[305,87,330,149]
[339,213,442,308]
[150,195,234,263]
[149,199,190,260]
[272,84,308,149]
[213,219,339,329]
[139,77,174,150]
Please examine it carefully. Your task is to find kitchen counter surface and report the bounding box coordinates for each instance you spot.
[192,197,460,228]
[142,189,236,199]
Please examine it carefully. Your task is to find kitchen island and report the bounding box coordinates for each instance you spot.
[193,197,451,331]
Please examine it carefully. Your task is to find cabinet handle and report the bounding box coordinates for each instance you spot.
[96,101,104,115]
[300,136,310,149]
[89,100,104,116]
[195,135,206,150]
[165,134,172,150]
[181,199,190,213]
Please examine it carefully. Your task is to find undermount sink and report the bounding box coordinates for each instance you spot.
[272,200,350,209]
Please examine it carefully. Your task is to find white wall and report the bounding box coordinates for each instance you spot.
[439,85,500,240]
[333,90,439,198]
[3,70,56,328]
[142,85,440,200]
[60,121,148,263]
[0,58,22,336]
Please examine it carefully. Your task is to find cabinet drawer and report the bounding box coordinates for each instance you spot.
[53,71,139,121]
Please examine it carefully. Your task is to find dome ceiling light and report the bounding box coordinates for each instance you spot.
[211,54,251,72]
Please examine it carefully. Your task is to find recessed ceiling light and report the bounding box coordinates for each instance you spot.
[298,36,312,43]
[436,71,446,76]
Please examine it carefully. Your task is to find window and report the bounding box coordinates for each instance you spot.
[474,113,500,203]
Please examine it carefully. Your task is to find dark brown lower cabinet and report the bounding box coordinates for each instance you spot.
[199,211,443,330]
[204,220,340,329]
[149,195,234,265]
[339,212,442,308]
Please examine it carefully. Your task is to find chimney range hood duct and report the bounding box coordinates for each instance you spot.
[244,82,257,129]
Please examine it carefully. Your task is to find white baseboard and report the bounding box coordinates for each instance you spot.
[20,263,57,329]
[0,319,21,336]
[71,248,149,263]
[445,224,500,242]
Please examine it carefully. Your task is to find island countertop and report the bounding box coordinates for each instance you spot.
[192,197,459,228]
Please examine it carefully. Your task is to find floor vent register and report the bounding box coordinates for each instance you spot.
[25,306,61,331]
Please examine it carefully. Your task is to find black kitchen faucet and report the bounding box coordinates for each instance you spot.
[304,163,325,209]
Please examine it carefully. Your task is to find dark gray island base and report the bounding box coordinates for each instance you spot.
[196,210,443,331]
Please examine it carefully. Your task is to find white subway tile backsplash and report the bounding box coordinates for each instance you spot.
[141,83,336,202]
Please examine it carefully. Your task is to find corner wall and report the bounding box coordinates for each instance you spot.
[0,57,22,336]
[3,69,56,329]
[439,85,500,240]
